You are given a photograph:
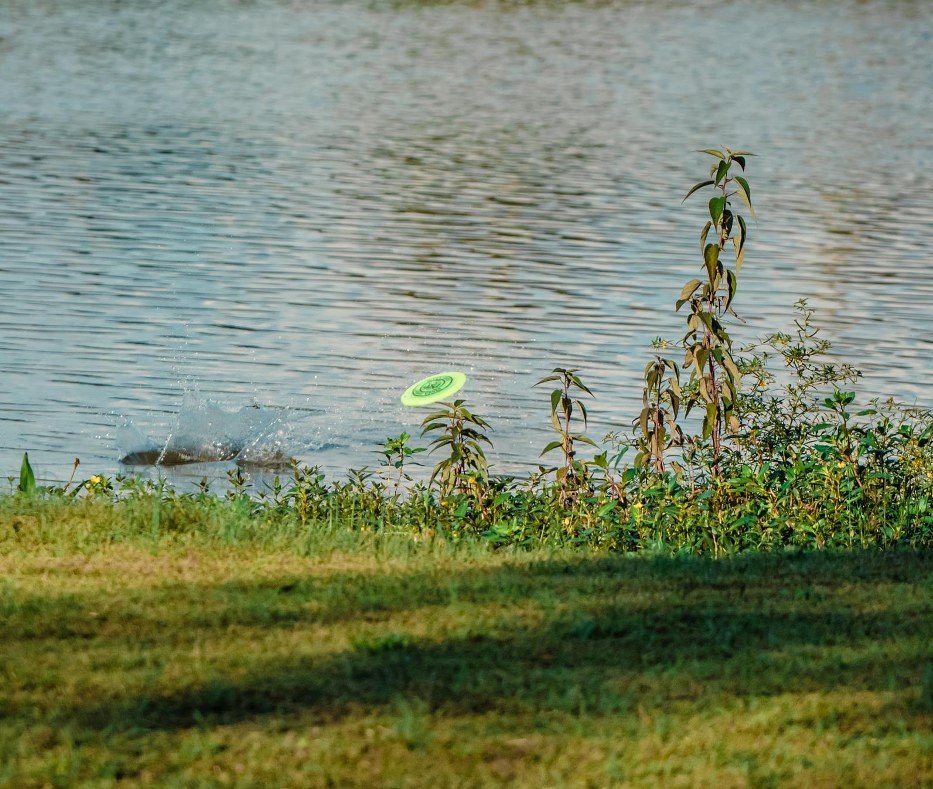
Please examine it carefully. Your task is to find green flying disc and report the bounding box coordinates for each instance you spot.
[401,371,467,406]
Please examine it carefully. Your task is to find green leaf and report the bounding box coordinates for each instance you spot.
[733,155,746,171]
[420,420,446,436]
[18,452,36,495]
[683,180,714,202]
[638,407,649,438]
[597,500,617,517]
[698,149,725,159]
[721,348,741,382]
[714,159,730,186]
[704,243,719,284]
[709,196,726,226]
[569,374,594,397]
[725,268,737,311]
[734,176,756,219]
[646,367,658,390]
[702,403,717,439]
[549,389,561,416]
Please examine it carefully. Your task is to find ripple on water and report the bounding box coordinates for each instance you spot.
[0,0,931,483]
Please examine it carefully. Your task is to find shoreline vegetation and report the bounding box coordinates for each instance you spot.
[2,150,931,783]
[6,151,931,556]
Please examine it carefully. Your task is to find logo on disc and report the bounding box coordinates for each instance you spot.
[401,371,467,406]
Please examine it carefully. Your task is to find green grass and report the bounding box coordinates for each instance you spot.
[1,503,931,787]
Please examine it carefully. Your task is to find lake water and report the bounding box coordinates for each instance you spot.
[1,0,931,486]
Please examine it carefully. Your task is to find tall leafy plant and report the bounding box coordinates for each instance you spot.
[635,354,684,474]
[535,367,596,503]
[421,400,492,498]
[634,148,755,475]
[678,147,755,474]
[378,432,425,496]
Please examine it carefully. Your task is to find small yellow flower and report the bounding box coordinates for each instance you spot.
[837,461,847,469]
[633,501,643,509]
[660,340,668,349]
[89,475,102,485]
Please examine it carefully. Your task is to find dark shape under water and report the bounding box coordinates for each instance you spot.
[119,445,241,467]
[117,395,294,469]
[120,441,293,469]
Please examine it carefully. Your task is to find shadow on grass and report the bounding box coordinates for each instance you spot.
[10,550,933,733]
[8,547,932,637]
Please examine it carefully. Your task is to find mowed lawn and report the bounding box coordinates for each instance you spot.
[1,528,931,787]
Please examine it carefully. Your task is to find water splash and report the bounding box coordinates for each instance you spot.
[117,392,294,468]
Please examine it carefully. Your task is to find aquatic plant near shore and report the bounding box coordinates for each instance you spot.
[628,148,754,477]
[634,351,684,476]
[378,432,426,496]
[534,368,597,504]
[420,399,492,498]
[17,452,35,496]
[4,409,931,555]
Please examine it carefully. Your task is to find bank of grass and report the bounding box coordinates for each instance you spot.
[1,500,931,787]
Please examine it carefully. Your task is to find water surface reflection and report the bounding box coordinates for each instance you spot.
[0,0,930,483]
